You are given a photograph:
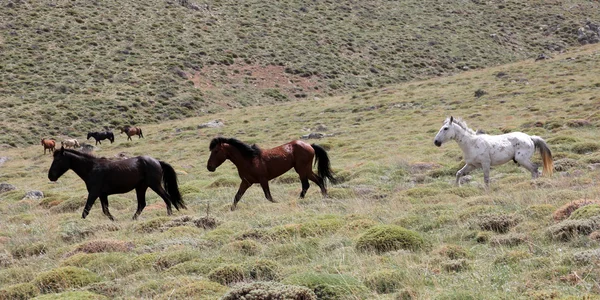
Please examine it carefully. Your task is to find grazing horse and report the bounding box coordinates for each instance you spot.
[47,147,186,220]
[433,116,553,186]
[61,139,80,149]
[207,137,337,210]
[41,138,56,154]
[120,126,143,141]
[87,131,115,145]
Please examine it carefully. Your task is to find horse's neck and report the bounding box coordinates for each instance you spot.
[69,154,96,179]
[226,146,255,169]
[453,126,478,150]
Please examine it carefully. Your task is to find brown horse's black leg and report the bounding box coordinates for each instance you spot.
[259,180,276,203]
[232,181,252,211]
[82,193,99,219]
[299,178,310,198]
[150,185,173,216]
[308,173,327,197]
[133,186,148,220]
[99,195,115,221]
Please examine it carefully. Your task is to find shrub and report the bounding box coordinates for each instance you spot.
[494,251,531,265]
[0,252,13,268]
[442,259,470,272]
[50,197,84,213]
[570,204,600,220]
[0,283,39,300]
[490,233,527,247]
[270,216,345,239]
[208,264,246,286]
[282,273,368,300]
[244,259,280,281]
[364,269,405,294]
[224,239,261,256]
[11,242,47,258]
[571,142,599,154]
[553,199,600,221]
[156,280,227,300]
[67,239,134,256]
[23,291,107,299]
[572,249,600,265]
[207,177,239,188]
[523,204,554,220]
[222,282,316,300]
[356,225,425,253]
[547,217,600,241]
[435,244,470,259]
[133,217,171,233]
[154,249,201,270]
[475,231,492,243]
[33,266,102,293]
[477,214,521,233]
[0,267,35,286]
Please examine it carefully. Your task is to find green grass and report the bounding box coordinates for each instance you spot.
[1,22,600,300]
[2,0,600,145]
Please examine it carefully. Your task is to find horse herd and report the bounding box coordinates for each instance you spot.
[40,126,144,154]
[46,116,555,221]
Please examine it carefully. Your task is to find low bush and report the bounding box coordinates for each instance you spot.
[222,282,316,300]
[282,272,368,300]
[477,214,521,233]
[33,266,102,293]
[355,225,425,253]
[0,283,39,300]
[207,264,246,286]
[156,280,227,300]
[364,269,406,294]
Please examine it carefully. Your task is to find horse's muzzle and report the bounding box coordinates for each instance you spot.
[207,165,215,172]
[434,140,442,147]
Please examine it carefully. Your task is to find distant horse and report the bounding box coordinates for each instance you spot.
[87,131,115,145]
[207,137,337,210]
[61,139,80,149]
[120,126,143,141]
[48,147,186,220]
[41,138,56,154]
[433,116,553,186]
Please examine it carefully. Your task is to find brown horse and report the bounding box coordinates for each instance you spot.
[207,137,337,210]
[120,126,144,141]
[41,138,56,154]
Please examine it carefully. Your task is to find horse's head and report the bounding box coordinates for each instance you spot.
[48,147,71,181]
[207,139,228,172]
[434,116,457,147]
[41,138,45,145]
[87,132,93,140]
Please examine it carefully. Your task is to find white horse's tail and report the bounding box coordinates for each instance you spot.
[532,136,554,176]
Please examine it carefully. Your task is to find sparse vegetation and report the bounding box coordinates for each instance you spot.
[1,5,600,297]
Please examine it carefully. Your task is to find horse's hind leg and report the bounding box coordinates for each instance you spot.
[99,195,115,221]
[516,158,539,179]
[149,185,174,216]
[308,172,327,196]
[133,186,148,220]
[299,178,310,198]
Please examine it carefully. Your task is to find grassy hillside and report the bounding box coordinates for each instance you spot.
[1,44,600,299]
[1,0,600,145]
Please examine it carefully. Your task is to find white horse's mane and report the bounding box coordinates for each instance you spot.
[446,117,476,135]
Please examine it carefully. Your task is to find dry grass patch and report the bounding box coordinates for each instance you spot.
[552,199,600,221]
[66,239,134,257]
[477,214,522,234]
[355,225,425,253]
[33,266,102,293]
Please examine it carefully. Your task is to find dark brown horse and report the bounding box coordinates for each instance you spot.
[120,126,144,141]
[87,131,115,145]
[48,147,185,220]
[207,137,337,210]
[41,138,56,154]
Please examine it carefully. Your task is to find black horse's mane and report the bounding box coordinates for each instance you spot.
[57,148,98,160]
[209,137,261,158]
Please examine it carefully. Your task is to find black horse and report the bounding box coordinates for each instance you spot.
[87,131,115,145]
[48,147,186,220]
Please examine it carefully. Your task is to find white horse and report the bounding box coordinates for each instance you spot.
[433,116,553,186]
[61,139,80,149]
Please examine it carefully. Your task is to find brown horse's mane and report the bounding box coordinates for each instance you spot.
[209,137,261,158]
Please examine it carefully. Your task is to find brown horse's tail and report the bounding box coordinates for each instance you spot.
[312,144,337,186]
[159,161,186,210]
[532,136,554,176]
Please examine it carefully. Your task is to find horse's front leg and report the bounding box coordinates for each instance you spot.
[82,193,99,219]
[456,164,476,186]
[259,180,276,203]
[482,162,491,187]
[231,181,252,211]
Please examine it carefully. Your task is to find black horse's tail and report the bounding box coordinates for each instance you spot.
[108,132,114,143]
[139,128,144,138]
[159,161,186,210]
[311,144,337,187]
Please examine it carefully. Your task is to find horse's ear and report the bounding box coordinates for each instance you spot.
[450,116,454,124]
